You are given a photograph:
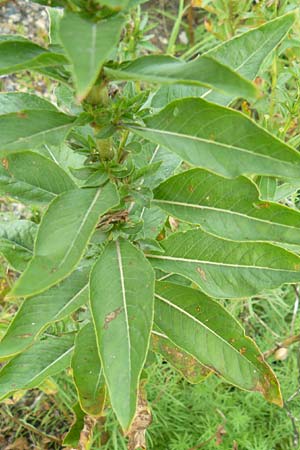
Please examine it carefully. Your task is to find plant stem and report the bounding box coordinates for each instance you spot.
[167,0,187,55]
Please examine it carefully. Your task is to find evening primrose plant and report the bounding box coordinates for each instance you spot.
[0,1,300,446]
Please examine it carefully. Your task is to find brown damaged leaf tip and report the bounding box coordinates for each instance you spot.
[127,385,152,450]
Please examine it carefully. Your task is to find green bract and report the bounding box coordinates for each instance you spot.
[0,2,298,443]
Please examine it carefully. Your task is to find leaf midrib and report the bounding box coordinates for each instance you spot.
[155,293,261,377]
[148,253,299,272]
[132,126,300,167]
[153,198,300,233]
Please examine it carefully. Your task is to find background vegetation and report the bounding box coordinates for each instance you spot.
[1,0,300,449]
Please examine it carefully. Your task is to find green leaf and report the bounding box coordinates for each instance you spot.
[0,110,76,154]
[151,331,212,384]
[90,239,155,431]
[152,12,296,107]
[0,267,89,360]
[0,220,37,272]
[0,151,76,204]
[72,323,105,416]
[155,281,282,406]
[59,12,125,100]
[147,229,300,299]
[0,334,74,400]
[0,36,68,76]
[10,184,119,298]
[132,144,181,189]
[0,92,57,114]
[63,403,85,448]
[105,55,257,99]
[130,98,300,179]
[257,176,277,201]
[153,168,300,246]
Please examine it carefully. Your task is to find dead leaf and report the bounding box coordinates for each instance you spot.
[127,384,152,450]
[78,416,96,450]
[5,437,29,450]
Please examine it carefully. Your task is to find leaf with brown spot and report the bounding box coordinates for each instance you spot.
[151,331,212,384]
[90,239,155,431]
[155,281,282,406]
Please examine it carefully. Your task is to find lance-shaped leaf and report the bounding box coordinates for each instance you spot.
[0,92,57,115]
[130,98,300,179]
[155,281,282,405]
[59,12,125,100]
[0,110,76,154]
[152,12,296,107]
[151,331,212,384]
[0,220,37,272]
[0,36,68,76]
[0,151,76,204]
[72,323,105,416]
[153,168,300,246]
[0,267,89,360]
[147,229,300,299]
[105,55,257,99]
[10,184,119,298]
[90,239,155,431]
[0,334,74,400]
[63,403,86,448]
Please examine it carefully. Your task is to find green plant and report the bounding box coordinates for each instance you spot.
[1,1,300,448]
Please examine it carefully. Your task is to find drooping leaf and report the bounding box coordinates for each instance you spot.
[147,229,300,299]
[130,98,300,179]
[155,281,282,405]
[0,151,76,204]
[63,403,85,448]
[105,55,257,99]
[0,334,74,400]
[0,36,68,76]
[90,239,155,431]
[0,267,89,360]
[59,12,125,100]
[151,330,212,384]
[0,92,57,115]
[152,12,296,107]
[0,220,37,272]
[0,110,76,154]
[153,168,300,246]
[10,184,119,298]
[72,323,105,416]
